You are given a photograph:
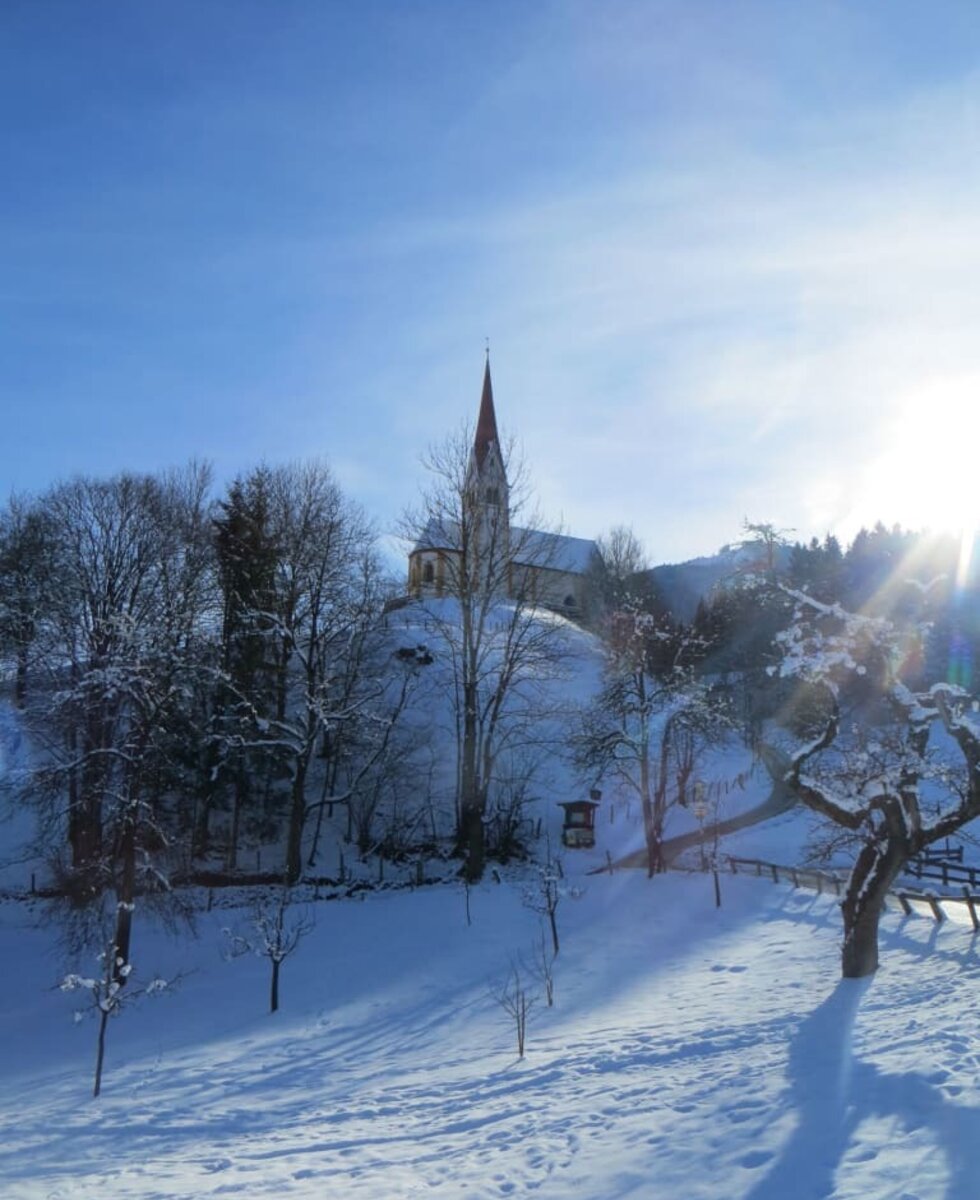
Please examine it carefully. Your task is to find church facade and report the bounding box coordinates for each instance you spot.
[407,360,600,618]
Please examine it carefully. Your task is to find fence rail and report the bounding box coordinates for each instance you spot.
[727,855,844,892]
[725,855,980,932]
[905,857,980,888]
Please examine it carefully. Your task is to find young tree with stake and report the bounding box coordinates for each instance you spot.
[251,888,314,1014]
[493,962,535,1059]
[61,928,172,1098]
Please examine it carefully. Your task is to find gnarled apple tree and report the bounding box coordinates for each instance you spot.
[771,590,980,978]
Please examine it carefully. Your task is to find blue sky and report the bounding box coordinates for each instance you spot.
[4,0,980,565]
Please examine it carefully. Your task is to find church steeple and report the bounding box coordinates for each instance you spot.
[466,351,509,523]
[473,354,500,470]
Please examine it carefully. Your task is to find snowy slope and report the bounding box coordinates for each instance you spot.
[4,600,980,1200]
[3,863,980,1199]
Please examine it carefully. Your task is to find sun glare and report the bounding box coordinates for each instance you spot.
[847,377,979,586]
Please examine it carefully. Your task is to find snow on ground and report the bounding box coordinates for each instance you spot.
[4,603,980,1199]
[3,857,980,1199]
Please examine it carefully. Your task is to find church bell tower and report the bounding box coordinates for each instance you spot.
[465,354,510,584]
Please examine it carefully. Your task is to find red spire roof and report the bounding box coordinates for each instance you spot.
[473,356,500,469]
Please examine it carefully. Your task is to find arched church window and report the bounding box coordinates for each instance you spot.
[564,594,575,608]
[423,561,435,584]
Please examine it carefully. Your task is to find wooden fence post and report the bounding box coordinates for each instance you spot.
[964,887,980,932]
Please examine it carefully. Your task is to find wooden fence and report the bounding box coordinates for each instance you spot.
[725,855,980,932]
[904,857,980,889]
[727,856,844,895]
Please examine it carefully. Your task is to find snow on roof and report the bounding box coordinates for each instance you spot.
[412,517,458,554]
[511,527,598,575]
[411,520,598,576]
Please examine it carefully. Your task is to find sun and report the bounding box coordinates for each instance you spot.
[847,375,979,585]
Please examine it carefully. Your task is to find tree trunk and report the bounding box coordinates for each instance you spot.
[226,770,246,872]
[307,762,336,868]
[840,836,906,978]
[14,643,28,708]
[458,690,485,881]
[192,791,213,859]
[458,801,485,883]
[113,816,137,985]
[548,907,560,957]
[73,693,111,871]
[71,734,105,873]
[285,759,308,885]
[643,714,673,877]
[640,748,658,877]
[270,958,280,1014]
[93,1007,109,1098]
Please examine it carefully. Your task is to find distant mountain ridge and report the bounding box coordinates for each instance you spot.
[644,543,792,623]
[644,529,980,624]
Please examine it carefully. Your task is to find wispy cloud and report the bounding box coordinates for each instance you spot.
[377,57,980,560]
[6,0,980,568]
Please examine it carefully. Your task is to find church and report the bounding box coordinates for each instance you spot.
[407,359,600,618]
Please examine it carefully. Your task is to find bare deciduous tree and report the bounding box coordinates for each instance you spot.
[17,466,213,1050]
[527,928,556,1007]
[0,494,56,710]
[576,614,731,875]
[261,463,388,883]
[492,962,535,1058]
[211,462,411,883]
[61,930,173,1098]
[402,421,571,881]
[588,524,661,621]
[771,588,980,978]
[738,518,795,577]
[523,854,564,956]
[248,887,315,1014]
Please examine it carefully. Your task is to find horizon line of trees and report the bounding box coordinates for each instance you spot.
[605,519,979,689]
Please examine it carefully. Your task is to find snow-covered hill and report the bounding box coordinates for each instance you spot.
[4,599,980,1199]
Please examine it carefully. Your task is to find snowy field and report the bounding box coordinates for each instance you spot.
[3,858,980,1200]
